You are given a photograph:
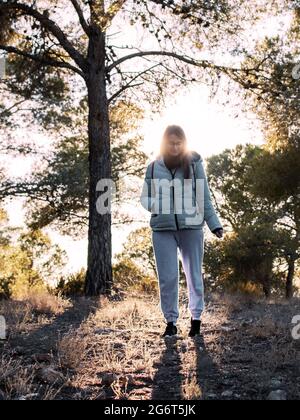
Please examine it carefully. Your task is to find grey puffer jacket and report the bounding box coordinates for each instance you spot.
[140,151,223,233]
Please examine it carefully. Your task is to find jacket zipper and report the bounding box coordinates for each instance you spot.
[167,167,179,230]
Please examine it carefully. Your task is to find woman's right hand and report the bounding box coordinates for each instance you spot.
[213,228,224,238]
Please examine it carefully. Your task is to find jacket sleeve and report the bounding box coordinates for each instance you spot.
[195,159,223,233]
[139,163,157,213]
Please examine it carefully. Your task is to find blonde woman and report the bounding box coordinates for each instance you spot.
[140,125,224,338]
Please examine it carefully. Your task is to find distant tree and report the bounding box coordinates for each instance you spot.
[206,144,293,298]
[228,8,300,297]
[114,227,156,276]
[248,147,300,298]
[18,228,67,286]
[0,210,67,298]
[204,225,284,297]
[2,99,148,237]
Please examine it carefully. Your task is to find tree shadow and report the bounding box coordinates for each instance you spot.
[8,297,99,357]
[151,336,184,400]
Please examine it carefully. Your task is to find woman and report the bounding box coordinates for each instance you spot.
[140,125,224,338]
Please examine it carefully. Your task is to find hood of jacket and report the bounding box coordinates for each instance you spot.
[190,150,202,163]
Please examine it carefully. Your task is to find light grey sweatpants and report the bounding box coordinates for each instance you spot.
[151,229,205,325]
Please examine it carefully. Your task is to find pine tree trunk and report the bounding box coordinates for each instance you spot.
[286,259,295,300]
[84,27,113,296]
[262,277,271,299]
[263,284,271,299]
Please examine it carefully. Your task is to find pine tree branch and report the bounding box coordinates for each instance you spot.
[0,45,85,77]
[106,50,243,75]
[108,63,160,104]
[0,2,88,73]
[69,0,90,35]
[104,0,127,26]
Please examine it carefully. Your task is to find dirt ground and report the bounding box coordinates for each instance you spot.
[0,289,299,400]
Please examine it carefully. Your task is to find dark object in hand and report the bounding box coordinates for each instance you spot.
[212,228,223,238]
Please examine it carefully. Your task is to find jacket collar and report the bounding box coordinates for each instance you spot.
[157,150,202,168]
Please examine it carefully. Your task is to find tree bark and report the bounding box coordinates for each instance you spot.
[262,283,271,299]
[286,259,295,300]
[84,26,112,296]
[262,275,271,299]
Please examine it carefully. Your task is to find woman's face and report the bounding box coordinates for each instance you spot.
[165,134,185,157]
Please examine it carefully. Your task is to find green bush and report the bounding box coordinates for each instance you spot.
[0,244,46,299]
[113,257,158,294]
[55,268,86,296]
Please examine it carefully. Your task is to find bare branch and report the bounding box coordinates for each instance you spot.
[108,63,160,104]
[0,45,85,77]
[0,98,27,118]
[69,0,90,35]
[108,82,143,104]
[106,50,243,75]
[0,2,88,73]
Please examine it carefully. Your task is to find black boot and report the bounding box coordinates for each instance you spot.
[162,322,177,338]
[188,317,201,337]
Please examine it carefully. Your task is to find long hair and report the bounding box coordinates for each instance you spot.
[157,125,192,178]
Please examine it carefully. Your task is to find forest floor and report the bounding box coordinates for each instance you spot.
[0,289,299,400]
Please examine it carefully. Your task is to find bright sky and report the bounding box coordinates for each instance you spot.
[2,4,292,277]
[140,85,264,160]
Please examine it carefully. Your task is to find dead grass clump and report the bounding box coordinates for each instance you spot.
[25,292,71,316]
[57,328,89,370]
[0,356,34,400]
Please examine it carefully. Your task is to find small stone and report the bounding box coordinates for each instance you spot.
[267,390,287,401]
[270,379,282,389]
[36,367,65,385]
[221,390,233,398]
[18,393,39,400]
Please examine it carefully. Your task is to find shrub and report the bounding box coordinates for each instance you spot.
[55,268,86,297]
[113,257,157,294]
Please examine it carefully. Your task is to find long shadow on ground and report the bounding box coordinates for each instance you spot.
[151,336,184,400]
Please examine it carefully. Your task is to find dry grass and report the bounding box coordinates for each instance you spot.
[57,327,89,370]
[0,292,72,339]
[84,296,160,376]
[1,290,299,400]
[220,292,261,314]
[0,355,66,400]
[0,356,34,400]
[245,317,284,339]
[182,374,203,400]
[24,292,72,316]
[0,300,33,335]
